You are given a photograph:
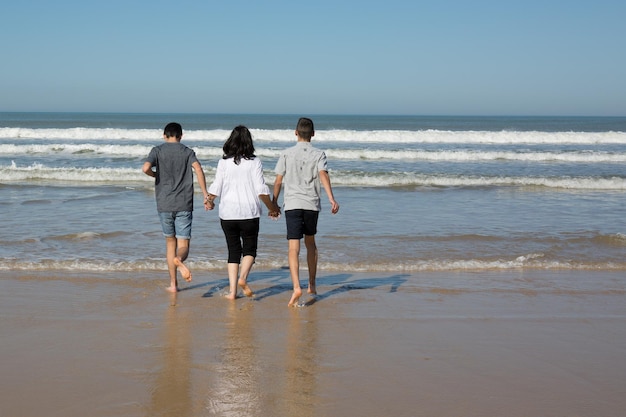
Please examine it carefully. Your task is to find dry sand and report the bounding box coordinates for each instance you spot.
[1,270,625,417]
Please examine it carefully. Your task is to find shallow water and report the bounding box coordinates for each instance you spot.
[1,113,626,276]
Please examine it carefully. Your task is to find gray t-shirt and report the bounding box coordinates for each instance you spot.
[274,141,328,211]
[145,142,199,212]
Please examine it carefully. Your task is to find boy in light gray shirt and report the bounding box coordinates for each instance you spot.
[273,117,339,306]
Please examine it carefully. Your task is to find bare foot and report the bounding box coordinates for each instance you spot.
[174,257,192,282]
[238,280,254,297]
[165,285,178,293]
[307,285,317,295]
[224,291,237,301]
[288,288,303,307]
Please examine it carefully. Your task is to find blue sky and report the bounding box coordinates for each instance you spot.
[2,0,625,116]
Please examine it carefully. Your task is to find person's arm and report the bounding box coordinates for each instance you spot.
[259,194,280,217]
[319,170,339,214]
[272,174,283,207]
[142,161,155,178]
[250,159,279,217]
[192,161,211,210]
[205,159,225,211]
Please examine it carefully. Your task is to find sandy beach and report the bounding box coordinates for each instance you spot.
[1,269,625,417]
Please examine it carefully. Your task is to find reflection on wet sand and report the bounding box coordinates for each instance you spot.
[206,303,262,416]
[281,306,319,416]
[147,292,192,417]
[204,300,322,416]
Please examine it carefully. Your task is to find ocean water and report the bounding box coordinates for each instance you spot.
[1,112,626,282]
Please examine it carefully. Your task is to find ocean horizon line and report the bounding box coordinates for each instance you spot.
[2,110,626,118]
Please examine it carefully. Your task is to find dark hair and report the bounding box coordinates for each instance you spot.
[163,122,183,139]
[296,117,314,140]
[223,125,256,165]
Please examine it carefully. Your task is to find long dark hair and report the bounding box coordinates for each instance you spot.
[222,125,256,165]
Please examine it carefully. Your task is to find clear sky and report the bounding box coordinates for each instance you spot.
[2,0,625,116]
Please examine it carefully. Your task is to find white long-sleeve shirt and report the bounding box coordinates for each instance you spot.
[208,157,270,220]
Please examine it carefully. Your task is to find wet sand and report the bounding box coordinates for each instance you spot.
[1,270,625,417]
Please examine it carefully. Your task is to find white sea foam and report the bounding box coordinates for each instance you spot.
[2,127,626,144]
[325,149,626,163]
[0,143,225,159]
[0,162,146,183]
[2,143,626,164]
[2,162,624,190]
[2,257,625,272]
[331,171,626,190]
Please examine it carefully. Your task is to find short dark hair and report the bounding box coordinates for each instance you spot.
[223,125,256,165]
[296,117,314,140]
[163,122,183,139]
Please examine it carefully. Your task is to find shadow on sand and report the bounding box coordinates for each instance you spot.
[304,273,409,306]
[177,269,410,305]
[251,270,410,305]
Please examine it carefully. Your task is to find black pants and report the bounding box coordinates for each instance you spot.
[220,218,260,263]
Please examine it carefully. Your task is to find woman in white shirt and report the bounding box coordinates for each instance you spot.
[206,126,280,300]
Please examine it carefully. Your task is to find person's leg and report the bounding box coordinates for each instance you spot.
[301,210,320,295]
[238,218,259,297]
[285,210,305,306]
[159,212,181,291]
[304,234,318,294]
[288,239,302,306]
[238,255,255,297]
[165,236,178,292]
[173,211,193,282]
[174,238,192,282]
[221,219,243,300]
[226,262,239,300]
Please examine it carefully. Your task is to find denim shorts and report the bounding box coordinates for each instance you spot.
[158,211,192,239]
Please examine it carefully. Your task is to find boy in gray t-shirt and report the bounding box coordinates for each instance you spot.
[273,117,340,307]
[143,122,209,292]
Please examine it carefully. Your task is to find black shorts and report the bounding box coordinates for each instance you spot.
[220,218,260,263]
[285,209,319,240]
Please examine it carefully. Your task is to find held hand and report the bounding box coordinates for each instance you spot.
[268,202,281,219]
[204,196,215,211]
[330,200,339,214]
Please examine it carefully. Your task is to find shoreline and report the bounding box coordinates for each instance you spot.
[2,270,625,417]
